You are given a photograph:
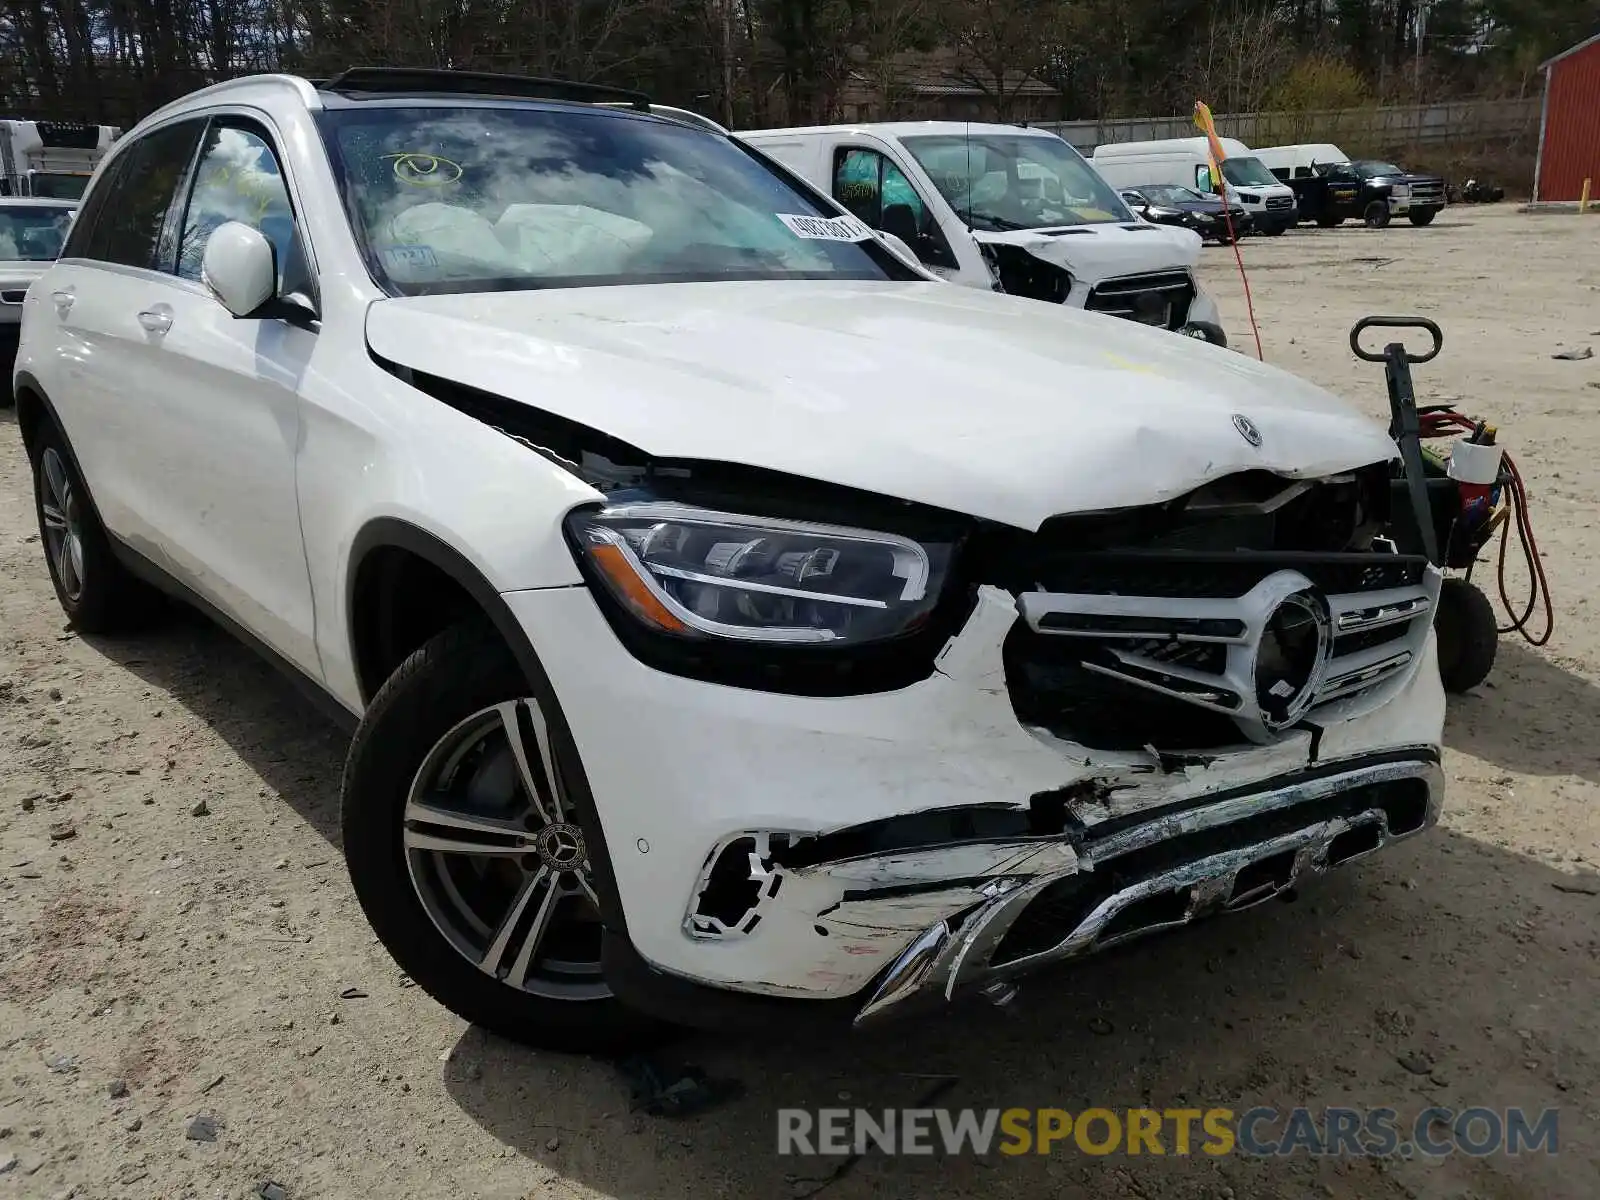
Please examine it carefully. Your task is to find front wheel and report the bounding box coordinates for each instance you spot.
[1408,209,1437,227]
[341,620,671,1055]
[1364,200,1392,229]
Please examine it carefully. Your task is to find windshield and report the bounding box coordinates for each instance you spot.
[1354,161,1404,178]
[316,105,903,295]
[26,173,89,200]
[0,205,73,260]
[899,133,1131,231]
[1219,156,1277,187]
[1142,184,1202,205]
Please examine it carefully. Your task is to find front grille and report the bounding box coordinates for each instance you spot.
[1085,270,1194,331]
[1409,180,1444,205]
[1265,195,1294,212]
[992,469,1435,752]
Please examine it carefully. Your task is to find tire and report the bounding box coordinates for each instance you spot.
[1315,215,1343,228]
[1435,578,1498,694]
[1408,209,1437,227]
[341,619,672,1056]
[1364,201,1391,229]
[29,417,161,633]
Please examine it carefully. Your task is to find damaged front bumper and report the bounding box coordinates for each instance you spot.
[851,753,1439,1023]
[502,574,1445,1027]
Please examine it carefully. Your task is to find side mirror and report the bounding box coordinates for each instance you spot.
[201,221,278,318]
[873,230,920,269]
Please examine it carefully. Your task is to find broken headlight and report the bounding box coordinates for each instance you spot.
[566,502,952,644]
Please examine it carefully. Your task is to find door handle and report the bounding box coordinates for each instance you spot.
[52,290,74,315]
[137,307,173,335]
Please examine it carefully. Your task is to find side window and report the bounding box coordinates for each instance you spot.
[82,120,204,269]
[175,120,307,295]
[834,148,882,226]
[878,158,928,231]
[1195,165,1213,192]
[831,147,955,270]
[61,154,129,259]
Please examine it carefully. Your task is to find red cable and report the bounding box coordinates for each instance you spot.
[1216,203,1264,361]
[1416,409,1554,646]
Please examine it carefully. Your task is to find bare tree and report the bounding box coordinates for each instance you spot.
[934,0,1063,121]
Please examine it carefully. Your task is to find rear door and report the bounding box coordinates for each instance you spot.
[40,118,206,542]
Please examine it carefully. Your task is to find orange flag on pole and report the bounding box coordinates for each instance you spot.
[1193,100,1227,191]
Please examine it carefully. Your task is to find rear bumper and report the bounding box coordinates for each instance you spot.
[0,319,20,375]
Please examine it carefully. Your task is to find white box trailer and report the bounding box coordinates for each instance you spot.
[1091,137,1297,235]
[0,119,121,200]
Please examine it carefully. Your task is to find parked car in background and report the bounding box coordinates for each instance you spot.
[0,196,74,403]
[1255,144,1445,228]
[1119,184,1249,244]
[1091,137,1297,236]
[738,121,1229,344]
[11,69,1446,1053]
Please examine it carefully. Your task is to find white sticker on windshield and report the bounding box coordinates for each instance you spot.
[776,213,875,242]
[379,244,439,271]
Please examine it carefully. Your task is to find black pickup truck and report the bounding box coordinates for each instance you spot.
[1275,159,1446,228]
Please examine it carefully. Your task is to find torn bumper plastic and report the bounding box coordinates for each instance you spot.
[850,754,1441,1024]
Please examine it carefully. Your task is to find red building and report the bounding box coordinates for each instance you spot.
[1535,32,1600,203]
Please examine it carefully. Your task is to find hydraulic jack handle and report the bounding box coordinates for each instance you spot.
[1349,316,1445,566]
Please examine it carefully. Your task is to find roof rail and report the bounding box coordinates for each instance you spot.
[317,67,651,112]
[597,101,728,134]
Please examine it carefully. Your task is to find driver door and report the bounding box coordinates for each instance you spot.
[830,147,960,276]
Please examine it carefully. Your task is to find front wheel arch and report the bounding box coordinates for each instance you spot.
[342,518,629,936]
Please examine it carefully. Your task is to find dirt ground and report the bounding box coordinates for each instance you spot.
[2,204,1598,1200]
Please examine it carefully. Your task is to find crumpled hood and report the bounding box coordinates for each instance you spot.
[972,221,1201,283]
[366,280,1397,530]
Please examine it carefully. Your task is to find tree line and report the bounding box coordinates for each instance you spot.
[2,0,1595,130]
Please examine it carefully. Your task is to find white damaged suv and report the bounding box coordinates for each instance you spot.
[12,69,1445,1053]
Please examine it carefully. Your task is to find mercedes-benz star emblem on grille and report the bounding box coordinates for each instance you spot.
[1253,585,1334,731]
[1232,414,1263,447]
[1018,567,1354,745]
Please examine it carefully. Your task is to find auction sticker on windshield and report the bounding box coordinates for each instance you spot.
[776,213,875,241]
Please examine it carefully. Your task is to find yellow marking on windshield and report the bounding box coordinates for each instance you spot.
[382,152,464,187]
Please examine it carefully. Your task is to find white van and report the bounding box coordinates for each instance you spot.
[1091,137,1297,235]
[1254,143,1351,183]
[738,122,1228,344]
